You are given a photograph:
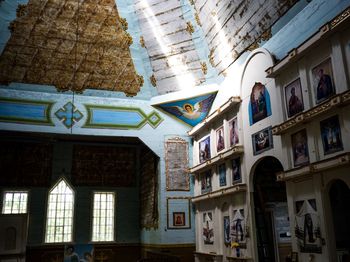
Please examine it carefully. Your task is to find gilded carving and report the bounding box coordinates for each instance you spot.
[150,74,157,87]
[16,4,27,17]
[200,62,207,75]
[330,7,350,29]
[195,13,201,26]
[140,36,145,48]
[247,42,259,51]
[189,0,194,5]
[209,48,215,67]
[119,17,128,31]
[186,21,194,34]
[0,0,142,96]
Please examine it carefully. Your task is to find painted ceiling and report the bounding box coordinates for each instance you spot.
[0,0,142,96]
[0,0,299,97]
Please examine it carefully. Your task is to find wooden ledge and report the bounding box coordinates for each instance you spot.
[266,7,350,77]
[192,184,247,203]
[189,145,244,173]
[272,90,350,135]
[276,152,350,181]
[188,96,241,136]
[194,251,223,257]
[227,256,253,261]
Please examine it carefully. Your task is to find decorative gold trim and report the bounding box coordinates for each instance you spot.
[276,152,350,182]
[192,184,247,203]
[189,145,244,173]
[330,7,350,29]
[150,74,157,87]
[140,36,145,48]
[119,17,128,30]
[272,90,350,135]
[209,48,215,67]
[200,62,207,75]
[195,13,201,26]
[186,21,194,34]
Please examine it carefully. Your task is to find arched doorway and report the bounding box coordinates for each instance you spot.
[253,156,290,262]
[329,180,350,259]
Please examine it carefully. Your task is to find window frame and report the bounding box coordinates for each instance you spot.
[1,189,29,214]
[90,191,116,243]
[44,177,75,244]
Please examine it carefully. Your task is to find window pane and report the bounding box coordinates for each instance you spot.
[92,193,115,242]
[2,192,28,214]
[45,179,74,243]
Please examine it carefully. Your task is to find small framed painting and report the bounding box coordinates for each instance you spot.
[252,126,273,155]
[173,212,185,226]
[232,157,241,184]
[320,115,343,155]
[312,58,335,104]
[199,136,211,163]
[218,163,226,187]
[228,117,239,146]
[291,129,309,167]
[285,78,304,118]
[216,126,225,152]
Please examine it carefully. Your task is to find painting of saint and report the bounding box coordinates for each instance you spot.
[224,216,231,245]
[295,199,322,253]
[201,170,212,194]
[156,93,217,126]
[203,212,214,244]
[252,127,273,155]
[285,78,304,118]
[229,118,239,146]
[231,209,245,244]
[199,136,211,163]
[248,82,272,125]
[216,126,225,152]
[218,163,226,187]
[320,115,343,155]
[173,212,185,226]
[291,129,309,167]
[312,58,335,104]
[232,158,241,183]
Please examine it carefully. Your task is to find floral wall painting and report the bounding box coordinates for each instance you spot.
[320,115,343,155]
[229,117,239,146]
[154,92,217,126]
[285,78,304,118]
[216,126,225,152]
[291,129,309,167]
[203,212,214,244]
[224,216,231,245]
[312,58,335,104]
[248,82,272,125]
[295,199,322,253]
[199,136,211,163]
[252,126,273,155]
[232,157,241,184]
[218,163,226,187]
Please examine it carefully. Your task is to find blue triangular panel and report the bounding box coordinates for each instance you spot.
[154,92,217,126]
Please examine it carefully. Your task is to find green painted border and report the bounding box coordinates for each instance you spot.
[83,104,163,129]
[0,97,54,126]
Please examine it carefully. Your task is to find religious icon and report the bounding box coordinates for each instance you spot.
[295,199,322,253]
[285,78,304,118]
[218,163,226,187]
[203,212,214,244]
[173,212,185,226]
[224,216,231,245]
[248,82,272,125]
[320,115,343,155]
[231,209,245,244]
[201,170,212,194]
[231,157,241,183]
[216,126,225,152]
[312,58,335,104]
[228,117,239,146]
[199,136,211,163]
[252,127,273,155]
[291,129,309,167]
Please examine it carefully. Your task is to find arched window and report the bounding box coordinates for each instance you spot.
[45,178,74,243]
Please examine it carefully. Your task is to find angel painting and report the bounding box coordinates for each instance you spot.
[156,93,216,126]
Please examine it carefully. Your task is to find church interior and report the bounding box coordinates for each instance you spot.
[0,0,349,261]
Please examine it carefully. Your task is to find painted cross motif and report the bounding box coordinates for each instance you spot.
[55,102,83,128]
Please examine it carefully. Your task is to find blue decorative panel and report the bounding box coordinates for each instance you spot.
[154,92,217,126]
[55,102,83,128]
[0,97,53,125]
[83,105,163,129]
